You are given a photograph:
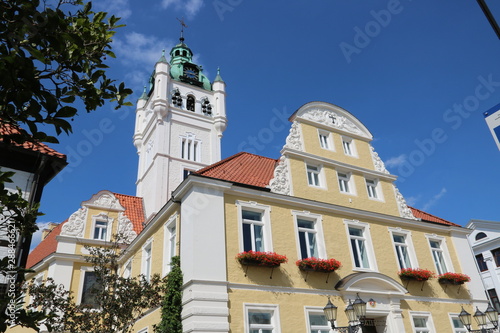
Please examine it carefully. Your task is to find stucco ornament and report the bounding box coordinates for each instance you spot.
[61,207,88,237]
[88,192,123,211]
[269,156,291,195]
[284,121,303,151]
[117,212,137,243]
[393,186,417,220]
[370,146,390,174]
[300,109,362,136]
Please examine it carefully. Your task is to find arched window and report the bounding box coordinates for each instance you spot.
[182,50,187,57]
[476,232,487,241]
[175,50,180,56]
[186,95,195,112]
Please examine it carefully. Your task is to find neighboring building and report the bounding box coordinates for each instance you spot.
[0,123,67,294]
[467,219,500,312]
[12,37,492,333]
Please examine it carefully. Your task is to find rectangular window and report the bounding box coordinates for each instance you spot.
[297,219,318,259]
[307,310,330,333]
[81,271,101,308]
[181,134,200,162]
[476,254,488,272]
[492,248,500,267]
[342,137,356,156]
[413,316,430,333]
[349,227,370,269]
[451,316,467,333]
[143,243,152,282]
[430,240,448,274]
[307,165,321,187]
[338,172,351,194]
[93,220,108,241]
[366,179,378,199]
[245,305,279,333]
[164,218,177,276]
[318,131,332,150]
[393,234,412,269]
[488,289,500,312]
[242,210,264,252]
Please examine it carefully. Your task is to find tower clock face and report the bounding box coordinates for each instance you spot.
[184,67,198,80]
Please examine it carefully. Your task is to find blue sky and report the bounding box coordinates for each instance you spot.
[32,0,500,247]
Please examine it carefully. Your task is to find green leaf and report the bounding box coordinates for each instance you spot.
[54,106,77,118]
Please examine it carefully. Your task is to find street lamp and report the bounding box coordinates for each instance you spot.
[323,294,367,333]
[459,305,499,333]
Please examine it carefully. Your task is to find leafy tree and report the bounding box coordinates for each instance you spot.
[0,0,132,145]
[0,0,132,329]
[155,256,183,333]
[22,238,167,333]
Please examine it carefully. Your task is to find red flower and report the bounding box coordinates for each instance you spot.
[236,251,288,267]
[438,272,470,284]
[398,268,435,281]
[296,257,341,272]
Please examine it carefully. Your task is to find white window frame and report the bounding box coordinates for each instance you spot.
[449,314,467,333]
[91,213,112,241]
[318,130,333,151]
[237,201,273,253]
[425,234,454,275]
[410,311,436,333]
[305,306,331,333]
[163,214,178,276]
[292,211,326,260]
[306,164,323,188]
[344,220,377,271]
[337,171,355,195]
[389,228,418,270]
[122,259,132,278]
[78,266,99,307]
[142,239,153,282]
[342,136,357,157]
[180,132,201,162]
[244,303,281,333]
[365,178,383,201]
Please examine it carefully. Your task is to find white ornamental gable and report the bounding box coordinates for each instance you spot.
[61,207,88,237]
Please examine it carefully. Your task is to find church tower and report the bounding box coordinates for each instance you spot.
[134,35,227,219]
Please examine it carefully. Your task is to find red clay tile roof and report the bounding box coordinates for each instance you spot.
[26,222,63,268]
[26,192,144,268]
[0,122,66,159]
[409,206,460,227]
[194,152,277,188]
[195,152,460,228]
[114,192,145,234]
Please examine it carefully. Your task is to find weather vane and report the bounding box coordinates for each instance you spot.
[177,17,188,42]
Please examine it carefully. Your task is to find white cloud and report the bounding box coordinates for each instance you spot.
[93,0,132,20]
[385,154,407,168]
[112,32,174,91]
[161,0,204,18]
[405,196,419,207]
[422,188,447,211]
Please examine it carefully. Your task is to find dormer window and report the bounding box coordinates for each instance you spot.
[187,95,195,112]
[93,219,108,241]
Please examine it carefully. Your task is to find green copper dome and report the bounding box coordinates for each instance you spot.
[169,38,212,91]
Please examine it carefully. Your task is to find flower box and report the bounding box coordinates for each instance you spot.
[398,268,435,282]
[438,272,470,285]
[296,258,341,273]
[236,251,288,267]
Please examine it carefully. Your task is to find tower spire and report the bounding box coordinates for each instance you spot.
[177,17,188,43]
